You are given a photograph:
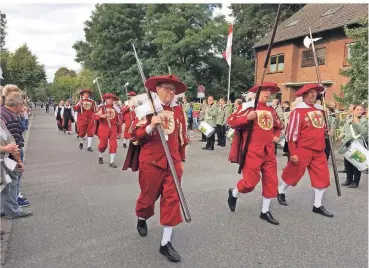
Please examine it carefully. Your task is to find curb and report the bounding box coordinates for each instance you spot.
[0,112,34,265]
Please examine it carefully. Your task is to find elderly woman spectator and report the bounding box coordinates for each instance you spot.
[338,104,368,188]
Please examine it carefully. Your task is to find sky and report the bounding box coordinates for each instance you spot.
[0,3,232,82]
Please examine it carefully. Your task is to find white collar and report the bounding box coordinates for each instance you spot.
[159,99,177,108]
[295,102,323,110]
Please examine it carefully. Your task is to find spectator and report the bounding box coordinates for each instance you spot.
[339,104,368,188]
[192,108,200,130]
[216,98,228,147]
[315,99,322,105]
[187,103,193,130]
[0,92,33,218]
[203,96,218,150]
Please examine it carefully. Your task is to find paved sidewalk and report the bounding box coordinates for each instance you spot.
[2,110,368,268]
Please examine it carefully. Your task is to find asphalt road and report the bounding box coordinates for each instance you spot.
[3,110,368,268]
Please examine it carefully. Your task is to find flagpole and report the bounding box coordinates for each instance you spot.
[227,63,231,101]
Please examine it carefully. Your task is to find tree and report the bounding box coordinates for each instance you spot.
[337,18,368,107]
[6,44,46,94]
[0,11,6,50]
[54,67,77,79]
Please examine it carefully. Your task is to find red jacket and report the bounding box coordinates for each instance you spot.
[286,102,327,155]
[73,98,96,120]
[227,101,282,162]
[130,104,189,169]
[94,104,119,126]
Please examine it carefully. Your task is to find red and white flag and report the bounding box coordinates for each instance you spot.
[222,24,233,66]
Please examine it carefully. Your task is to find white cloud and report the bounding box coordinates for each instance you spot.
[0,3,95,82]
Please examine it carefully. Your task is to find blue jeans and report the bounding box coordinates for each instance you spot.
[193,118,199,130]
[1,170,23,216]
[16,148,24,197]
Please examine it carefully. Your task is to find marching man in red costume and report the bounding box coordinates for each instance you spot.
[94,93,120,168]
[121,91,137,148]
[277,84,334,218]
[227,82,283,225]
[124,74,189,262]
[73,89,97,151]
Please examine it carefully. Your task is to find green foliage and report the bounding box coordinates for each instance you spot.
[337,17,368,107]
[0,11,6,50]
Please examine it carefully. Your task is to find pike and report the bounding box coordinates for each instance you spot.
[238,4,282,174]
[303,27,341,196]
[93,77,112,129]
[123,82,133,122]
[132,44,192,223]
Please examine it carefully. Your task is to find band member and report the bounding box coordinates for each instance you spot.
[121,91,137,148]
[62,99,75,134]
[227,82,282,225]
[277,83,334,218]
[94,93,120,168]
[124,74,189,262]
[203,96,218,150]
[73,89,97,151]
[55,100,64,131]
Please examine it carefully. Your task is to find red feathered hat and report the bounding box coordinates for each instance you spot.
[102,93,119,101]
[295,83,325,97]
[144,74,187,95]
[127,91,136,97]
[79,88,92,96]
[248,82,280,94]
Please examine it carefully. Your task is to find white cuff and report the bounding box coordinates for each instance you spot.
[146,125,153,135]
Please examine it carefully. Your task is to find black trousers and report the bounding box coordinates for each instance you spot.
[216,124,226,146]
[324,138,331,160]
[205,133,215,149]
[201,133,206,141]
[344,159,361,185]
[188,117,193,130]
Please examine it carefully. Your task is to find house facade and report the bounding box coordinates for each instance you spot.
[253,4,368,107]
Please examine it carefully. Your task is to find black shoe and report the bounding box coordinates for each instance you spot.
[202,147,214,150]
[123,143,127,148]
[260,211,280,225]
[159,242,181,262]
[338,169,346,173]
[109,162,117,168]
[312,206,334,218]
[98,157,103,164]
[87,147,93,152]
[137,218,147,237]
[227,188,237,212]
[220,144,226,147]
[199,139,206,142]
[347,182,359,188]
[341,180,352,186]
[277,193,287,206]
[79,143,83,150]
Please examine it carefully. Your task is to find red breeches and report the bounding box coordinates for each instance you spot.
[136,162,183,226]
[78,118,95,137]
[281,148,330,188]
[97,125,118,154]
[237,147,278,198]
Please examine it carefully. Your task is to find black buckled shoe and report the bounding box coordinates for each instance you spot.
[137,218,147,237]
[347,182,359,188]
[277,193,288,206]
[341,180,352,186]
[228,188,237,212]
[79,143,83,150]
[159,242,181,262]
[338,169,346,173]
[312,206,334,218]
[260,211,280,225]
[98,157,103,164]
[109,162,117,168]
[87,147,93,152]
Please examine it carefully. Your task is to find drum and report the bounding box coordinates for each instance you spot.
[226,128,235,140]
[341,139,369,172]
[198,121,215,138]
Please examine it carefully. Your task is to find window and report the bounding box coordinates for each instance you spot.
[301,48,325,67]
[269,54,285,72]
[344,43,354,66]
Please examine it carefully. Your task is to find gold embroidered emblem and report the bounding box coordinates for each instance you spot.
[307,111,324,128]
[83,101,92,110]
[106,108,116,120]
[257,110,273,130]
[159,110,175,135]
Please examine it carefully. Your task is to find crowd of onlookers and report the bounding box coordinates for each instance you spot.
[1,84,33,238]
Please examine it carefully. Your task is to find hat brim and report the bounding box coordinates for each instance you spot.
[145,78,187,95]
[103,96,119,101]
[295,85,325,97]
[80,90,91,95]
[249,85,280,94]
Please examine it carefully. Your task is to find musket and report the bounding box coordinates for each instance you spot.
[238,4,282,174]
[132,44,192,223]
[304,27,341,196]
[93,77,112,129]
